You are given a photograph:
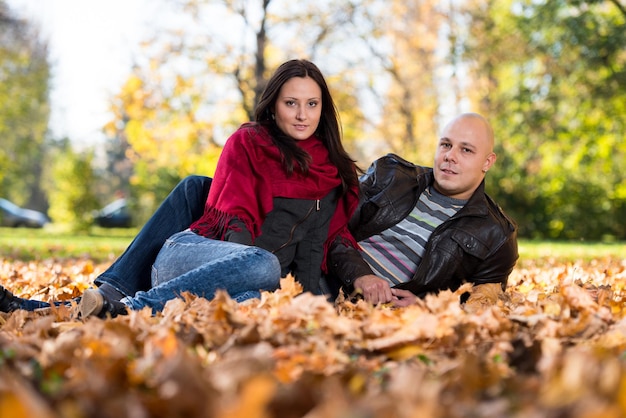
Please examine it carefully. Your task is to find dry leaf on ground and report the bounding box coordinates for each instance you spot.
[1,257,626,417]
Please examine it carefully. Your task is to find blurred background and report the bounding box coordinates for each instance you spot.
[0,0,624,240]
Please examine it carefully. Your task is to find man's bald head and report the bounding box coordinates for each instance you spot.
[433,113,497,200]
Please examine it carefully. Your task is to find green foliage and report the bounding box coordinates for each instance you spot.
[129,161,186,226]
[46,145,100,232]
[104,0,371,214]
[0,3,51,210]
[463,0,626,240]
[3,0,624,242]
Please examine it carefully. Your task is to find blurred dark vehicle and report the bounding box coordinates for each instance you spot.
[0,198,50,228]
[94,198,133,228]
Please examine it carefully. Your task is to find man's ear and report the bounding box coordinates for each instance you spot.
[483,152,497,173]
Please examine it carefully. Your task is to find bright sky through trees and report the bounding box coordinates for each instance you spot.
[6,0,155,145]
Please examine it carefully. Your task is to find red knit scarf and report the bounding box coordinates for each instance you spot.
[189,124,359,272]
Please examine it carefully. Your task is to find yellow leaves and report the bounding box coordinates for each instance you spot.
[0,370,56,418]
[540,347,624,414]
[1,257,626,416]
[220,375,276,418]
[595,318,626,350]
[464,282,505,314]
[382,343,425,361]
[109,66,222,189]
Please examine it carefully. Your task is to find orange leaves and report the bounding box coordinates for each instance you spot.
[0,370,56,418]
[1,257,626,417]
[0,259,92,302]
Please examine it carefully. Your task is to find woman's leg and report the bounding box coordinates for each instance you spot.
[122,231,281,313]
[2,176,212,314]
[94,176,212,296]
[0,286,54,312]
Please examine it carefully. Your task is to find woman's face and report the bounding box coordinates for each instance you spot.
[273,76,322,141]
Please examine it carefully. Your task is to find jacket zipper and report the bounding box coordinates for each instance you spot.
[272,200,319,254]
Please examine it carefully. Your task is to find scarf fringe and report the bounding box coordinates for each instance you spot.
[191,207,244,240]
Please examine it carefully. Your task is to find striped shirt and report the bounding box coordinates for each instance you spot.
[358,186,466,285]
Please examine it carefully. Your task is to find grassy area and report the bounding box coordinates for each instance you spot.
[518,240,626,264]
[1,227,625,263]
[0,226,137,262]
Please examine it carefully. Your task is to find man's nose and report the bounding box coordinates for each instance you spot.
[444,148,457,162]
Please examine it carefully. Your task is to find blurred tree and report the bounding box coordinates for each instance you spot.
[343,0,446,165]
[95,123,134,206]
[105,68,220,221]
[45,139,99,232]
[0,1,50,212]
[105,0,369,222]
[460,0,626,239]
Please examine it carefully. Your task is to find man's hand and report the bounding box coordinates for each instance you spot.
[390,288,418,307]
[353,275,393,305]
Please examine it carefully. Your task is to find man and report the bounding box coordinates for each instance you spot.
[0,113,517,314]
[325,112,518,307]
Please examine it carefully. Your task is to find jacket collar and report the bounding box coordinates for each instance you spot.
[423,170,489,218]
[458,180,490,217]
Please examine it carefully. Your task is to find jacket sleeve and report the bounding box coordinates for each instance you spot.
[326,153,421,290]
[324,157,383,290]
[326,235,374,290]
[462,201,519,290]
[395,219,519,296]
[467,227,519,290]
[224,218,253,245]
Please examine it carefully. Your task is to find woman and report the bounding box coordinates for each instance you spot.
[78,59,361,318]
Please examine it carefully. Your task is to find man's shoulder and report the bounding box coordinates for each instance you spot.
[483,193,518,234]
[360,154,433,198]
[374,153,427,169]
[367,153,431,178]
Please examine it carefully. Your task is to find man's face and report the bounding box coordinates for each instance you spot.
[433,116,496,200]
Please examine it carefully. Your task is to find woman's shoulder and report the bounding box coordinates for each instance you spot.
[227,123,273,147]
[223,123,279,165]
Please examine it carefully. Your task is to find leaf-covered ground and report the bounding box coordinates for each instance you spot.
[1,257,626,418]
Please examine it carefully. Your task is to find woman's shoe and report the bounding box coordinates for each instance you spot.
[1,285,75,313]
[79,289,128,319]
[0,285,21,313]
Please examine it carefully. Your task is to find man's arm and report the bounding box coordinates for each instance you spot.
[327,237,396,304]
[467,229,519,290]
[354,275,393,305]
[326,235,374,291]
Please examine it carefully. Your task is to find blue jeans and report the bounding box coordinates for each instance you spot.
[121,230,281,312]
[11,176,212,311]
[95,176,212,296]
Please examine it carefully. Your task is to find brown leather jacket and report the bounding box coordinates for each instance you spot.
[326,153,518,297]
